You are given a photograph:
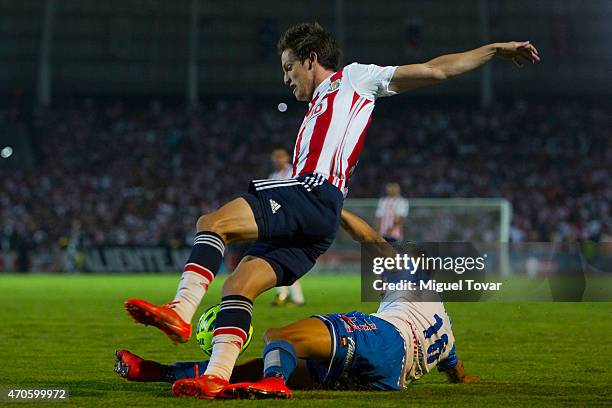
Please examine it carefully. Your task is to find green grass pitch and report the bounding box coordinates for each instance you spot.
[0,274,611,407]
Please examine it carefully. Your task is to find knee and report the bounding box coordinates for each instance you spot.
[263,327,310,359]
[221,259,266,298]
[263,327,284,344]
[222,272,241,294]
[196,212,225,237]
[222,257,277,299]
[264,326,304,346]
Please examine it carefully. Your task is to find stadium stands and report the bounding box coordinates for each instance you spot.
[1,99,610,270]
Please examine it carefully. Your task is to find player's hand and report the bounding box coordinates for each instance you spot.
[460,374,480,383]
[494,41,540,67]
[445,360,480,384]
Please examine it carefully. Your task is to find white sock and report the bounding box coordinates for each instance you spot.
[171,271,210,323]
[276,286,289,301]
[204,334,242,380]
[290,281,305,304]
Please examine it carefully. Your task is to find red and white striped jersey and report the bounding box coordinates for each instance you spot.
[376,196,409,240]
[268,163,293,180]
[291,63,398,196]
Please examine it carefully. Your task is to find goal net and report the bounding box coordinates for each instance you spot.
[317,198,512,275]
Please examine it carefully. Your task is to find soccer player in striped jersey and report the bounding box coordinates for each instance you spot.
[124,22,539,398]
[269,147,306,306]
[376,182,409,243]
[269,147,293,180]
[115,209,478,399]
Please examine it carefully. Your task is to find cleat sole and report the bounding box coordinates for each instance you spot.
[173,380,217,400]
[124,301,190,344]
[222,386,291,400]
[114,351,130,378]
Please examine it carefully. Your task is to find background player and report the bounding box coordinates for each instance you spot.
[123,22,539,398]
[269,147,305,306]
[115,209,478,399]
[269,147,293,180]
[375,182,409,243]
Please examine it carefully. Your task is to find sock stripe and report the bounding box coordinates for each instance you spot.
[219,305,253,314]
[263,340,298,381]
[220,300,253,308]
[219,302,253,310]
[264,349,282,368]
[219,301,253,312]
[194,235,224,245]
[183,263,215,282]
[221,297,253,304]
[213,327,248,343]
[214,295,252,347]
[194,235,225,249]
[195,230,224,241]
[193,237,225,255]
[194,231,224,243]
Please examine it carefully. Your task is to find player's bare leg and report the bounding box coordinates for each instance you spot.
[222,317,331,399]
[115,349,264,383]
[124,197,258,343]
[263,317,331,359]
[172,256,277,399]
[114,349,319,391]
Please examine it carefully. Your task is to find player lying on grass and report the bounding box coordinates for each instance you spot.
[124,22,535,398]
[115,209,479,399]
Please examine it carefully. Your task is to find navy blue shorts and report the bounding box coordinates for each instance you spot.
[307,311,406,391]
[241,173,343,287]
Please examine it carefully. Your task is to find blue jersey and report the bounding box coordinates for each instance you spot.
[309,311,407,390]
[171,305,457,390]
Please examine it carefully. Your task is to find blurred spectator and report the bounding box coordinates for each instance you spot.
[1,98,610,269]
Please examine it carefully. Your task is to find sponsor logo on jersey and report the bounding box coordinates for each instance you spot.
[340,335,348,347]
[340,336,356,379]
[340,315,377,333]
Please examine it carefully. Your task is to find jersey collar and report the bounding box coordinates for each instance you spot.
[309,71,335,106]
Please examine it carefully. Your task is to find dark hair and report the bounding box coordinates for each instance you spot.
[271,146,289,153]
[277,22,342,71]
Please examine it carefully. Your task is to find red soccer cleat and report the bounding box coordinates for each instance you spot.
[172,375,229,400]
[124,299,191,344]
[114,349,162,382]
[221,376,292,400]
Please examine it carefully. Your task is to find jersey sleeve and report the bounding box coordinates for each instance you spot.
[375,199,385,217]
[346,63,398,100]
[396,198,409,217]
[436,345,459,372]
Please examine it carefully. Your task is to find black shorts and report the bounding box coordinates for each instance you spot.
[241,173,343,286]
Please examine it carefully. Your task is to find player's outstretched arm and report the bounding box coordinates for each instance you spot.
[340,209,398,258]
[443,359,480,384]
[340,209,386,244]
[389,41,540,93]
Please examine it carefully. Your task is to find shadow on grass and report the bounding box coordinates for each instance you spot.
[8,379,610,406]
[296,381,612,404]
[9,379,175,399]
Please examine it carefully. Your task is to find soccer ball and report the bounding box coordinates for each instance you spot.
[195,304,253,356]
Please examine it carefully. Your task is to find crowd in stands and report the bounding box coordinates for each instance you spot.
[1,98,610,268]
